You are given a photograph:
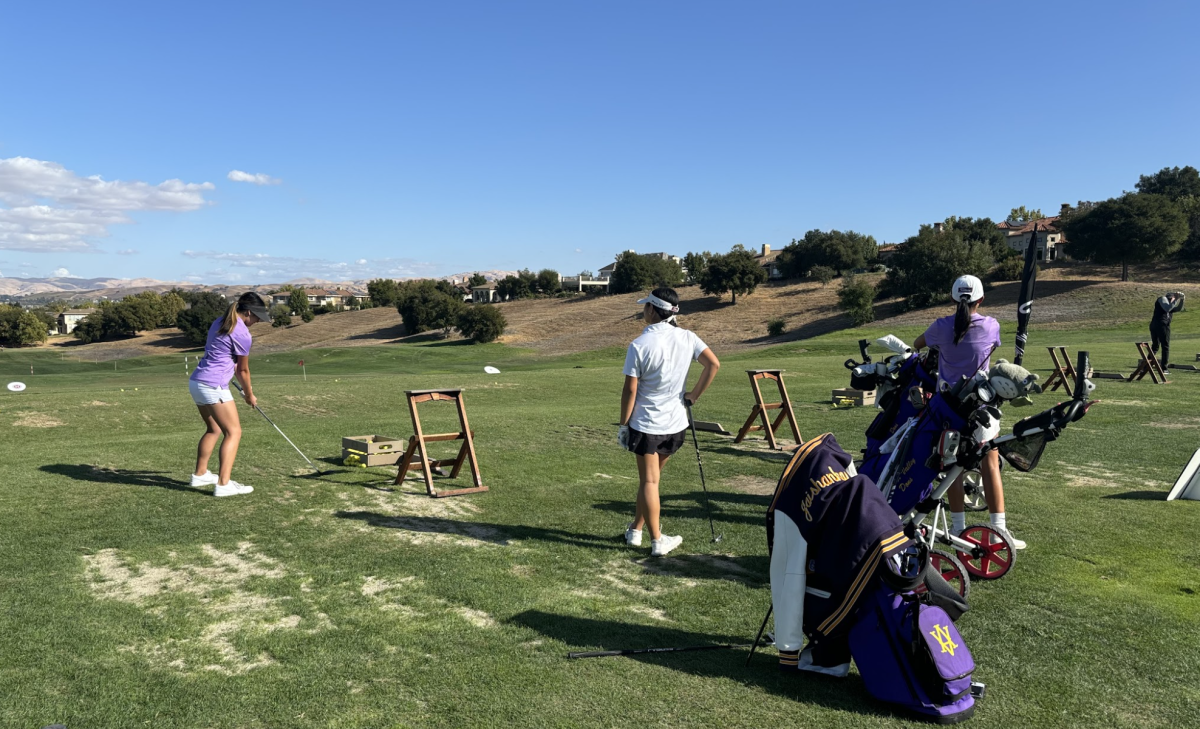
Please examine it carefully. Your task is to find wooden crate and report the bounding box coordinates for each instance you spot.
[832,388,876,407]
[342,435,404,467]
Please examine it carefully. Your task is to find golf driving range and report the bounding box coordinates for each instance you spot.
[2,318,1199,728]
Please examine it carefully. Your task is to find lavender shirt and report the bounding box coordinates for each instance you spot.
[922,313,1001,389]
[190,317,253,389]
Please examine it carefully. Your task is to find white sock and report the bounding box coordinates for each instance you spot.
[990,512,1006,531]
[951,512,966,534]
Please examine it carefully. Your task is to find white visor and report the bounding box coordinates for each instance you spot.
[636,294,679,313]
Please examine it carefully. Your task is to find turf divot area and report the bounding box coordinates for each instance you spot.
[3,321,1199,727]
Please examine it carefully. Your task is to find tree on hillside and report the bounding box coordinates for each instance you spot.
[495,275,531,301]
[881,225,995,309]
[113,291,166,334]
[0,304,48,346]
[776,229,878,278]
[288,288,312,318]
[176,291,229,345]
[1007,206,1044,224]
[467,273,488,288]
[395,280,464,335]
[535,269,561,295]
[1059,193,1188,281]
[699,245,767,304]
[1135,166,1200,201]
[944,216,1011,260]
[609,252,685,294]
[367,279,401,307]
[683,252,712,285]
[457,305,506,343]
[158,291,188,327]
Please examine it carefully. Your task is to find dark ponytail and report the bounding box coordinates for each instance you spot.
[953,297,972,344]
[650,287,680,327]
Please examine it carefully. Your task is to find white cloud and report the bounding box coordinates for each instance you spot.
[227,170,281,186]
[116,248,138,255]
[52,267,70,277]
[575,248,582,253]
[0,156,214,252]
[181,251,440,283]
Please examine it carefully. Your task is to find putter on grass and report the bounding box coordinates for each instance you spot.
[231,381,324,475]
[685,400,723,543]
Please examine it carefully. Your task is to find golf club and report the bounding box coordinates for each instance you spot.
[569,639,763,659]
[685,400,723,543]
[745,603,773,666]
[231,381,324,475]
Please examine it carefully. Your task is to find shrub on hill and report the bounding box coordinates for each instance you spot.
[777,229,878,278]
[699,245,767,304]
[991,255,1028,282]
[837,275,876,326]
[809,265,836,286]
[271,305,292,328]
[457,305,507,343]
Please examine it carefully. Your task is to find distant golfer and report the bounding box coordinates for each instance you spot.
[1150,291,1185,370]
[913,275,1025,549]
[188,292,270,497]
[619,288,720,557]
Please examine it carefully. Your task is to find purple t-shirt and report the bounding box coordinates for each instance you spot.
[923,313,1001,389]
[190,317,252,389]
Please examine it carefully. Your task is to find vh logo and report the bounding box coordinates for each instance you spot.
[929,624,958,656]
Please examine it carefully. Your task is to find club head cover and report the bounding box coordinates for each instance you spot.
[969,405,1003,444]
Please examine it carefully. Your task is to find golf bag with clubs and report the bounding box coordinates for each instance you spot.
[766,433,978,722]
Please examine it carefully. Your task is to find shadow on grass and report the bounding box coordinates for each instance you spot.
[509,610,893,718]
[1102,490,1168,501]
[40,464,208,495]
[334,510,628,550]
[591,491,769,527]
[709,445,794,464]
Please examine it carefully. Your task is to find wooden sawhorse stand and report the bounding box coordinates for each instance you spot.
[1044,346,1079,392]
[733,370,803,449]
[393,389,486,498]
[1131,342,1168,384]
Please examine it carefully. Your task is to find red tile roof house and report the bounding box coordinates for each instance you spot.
[997,205,1070,261]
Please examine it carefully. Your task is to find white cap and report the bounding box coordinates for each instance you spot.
[951,275,984,304]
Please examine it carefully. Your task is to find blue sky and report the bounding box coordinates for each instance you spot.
[1,1,1197,284]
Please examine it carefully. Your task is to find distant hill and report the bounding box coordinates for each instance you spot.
[2,270,518,305]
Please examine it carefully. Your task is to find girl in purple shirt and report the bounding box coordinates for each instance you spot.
[913,275,1025,550]
[188,292,270,497]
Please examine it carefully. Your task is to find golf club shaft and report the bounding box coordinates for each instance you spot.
[686,401,720,541]
[746,603,773,666]
[568,643,752,659]
[231,381,319,470]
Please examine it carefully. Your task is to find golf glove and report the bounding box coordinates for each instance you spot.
[617,424,631,450]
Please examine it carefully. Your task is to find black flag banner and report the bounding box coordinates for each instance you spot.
[1014,223,1039,365]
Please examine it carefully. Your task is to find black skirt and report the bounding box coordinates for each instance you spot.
[627,427,686,457]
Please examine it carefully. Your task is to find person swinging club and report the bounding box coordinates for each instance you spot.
[1150,291,1185,370]
[618,288,720,557]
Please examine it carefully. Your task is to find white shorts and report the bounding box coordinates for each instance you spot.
[189,380,234,406]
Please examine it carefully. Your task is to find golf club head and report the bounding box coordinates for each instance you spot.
[712,534,723,543]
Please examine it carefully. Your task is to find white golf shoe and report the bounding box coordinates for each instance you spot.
[650,535,683,557]
[191,471,219,487]
[214,481,254,497]
[994,526,1026,550]
[624,523,643,547]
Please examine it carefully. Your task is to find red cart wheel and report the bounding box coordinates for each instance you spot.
[956,524,1016,580]
[924,549,970,599]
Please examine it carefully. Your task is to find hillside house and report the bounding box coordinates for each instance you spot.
[57,309,95,334]
[471,281,499,303]
[998,207,1069,261]
[877,244,900,261]
[560,274,610,293]
[756,244,783,280]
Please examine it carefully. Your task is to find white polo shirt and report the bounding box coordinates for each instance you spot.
[623,322,709,435]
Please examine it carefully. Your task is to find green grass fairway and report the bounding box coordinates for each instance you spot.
[2,320,1200,728]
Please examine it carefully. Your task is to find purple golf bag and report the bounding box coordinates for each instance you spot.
[860,392,968,518]
[850,586,976,723]
[863,350,938,461]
